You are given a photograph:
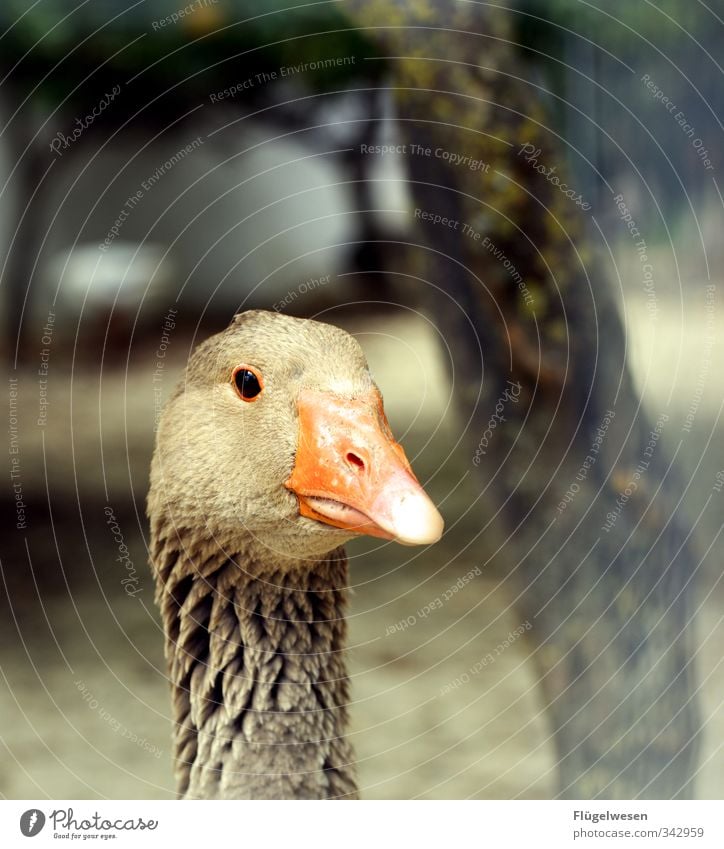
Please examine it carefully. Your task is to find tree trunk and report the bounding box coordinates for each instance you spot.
[343,0,700,798]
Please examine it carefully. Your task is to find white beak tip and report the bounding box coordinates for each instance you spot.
[386,492,445,546]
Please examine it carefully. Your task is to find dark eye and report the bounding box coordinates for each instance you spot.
[232,366,263,401]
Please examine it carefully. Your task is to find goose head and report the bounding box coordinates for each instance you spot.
[150,310,444,561]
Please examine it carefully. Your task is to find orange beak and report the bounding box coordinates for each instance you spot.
[285,389,444,546]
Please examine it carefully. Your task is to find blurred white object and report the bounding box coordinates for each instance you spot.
[47,241,175,313]
[33,114,358,317]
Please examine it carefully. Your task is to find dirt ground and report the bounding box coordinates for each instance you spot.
[1,305,722,800]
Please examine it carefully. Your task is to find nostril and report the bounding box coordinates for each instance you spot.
[346,451,366,471]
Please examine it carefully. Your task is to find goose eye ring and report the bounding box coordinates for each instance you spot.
[232,365,263,401]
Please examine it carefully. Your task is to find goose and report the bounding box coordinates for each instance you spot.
[147,309,444,799]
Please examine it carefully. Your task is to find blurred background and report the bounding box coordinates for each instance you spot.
[0,0,721,799]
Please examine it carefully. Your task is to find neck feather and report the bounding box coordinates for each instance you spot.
[150,521,357,799]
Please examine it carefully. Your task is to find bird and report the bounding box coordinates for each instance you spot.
[147,309,444,799]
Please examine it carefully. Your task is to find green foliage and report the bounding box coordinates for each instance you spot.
[0,0,378,106]
[516,0,710,54]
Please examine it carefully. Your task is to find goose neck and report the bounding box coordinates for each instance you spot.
[152,531,357,799]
